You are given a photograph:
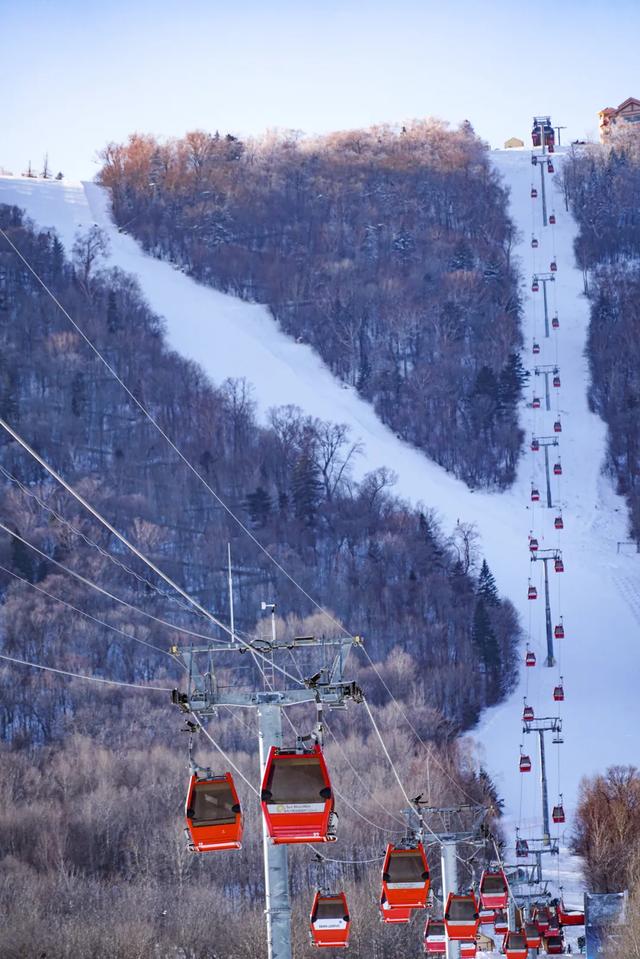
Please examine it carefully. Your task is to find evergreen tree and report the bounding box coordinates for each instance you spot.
[477,559,499,605]
[292,448,322,527]
[245,486,272,527]
[107,290,120,334]
[472,598,501,684]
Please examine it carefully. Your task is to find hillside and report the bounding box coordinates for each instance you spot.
[2,142,640,951]
[97,123,524,489]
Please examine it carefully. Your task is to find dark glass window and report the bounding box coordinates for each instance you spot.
[387,850,425,882]
[266,755,327,804]
[191,780,237,826]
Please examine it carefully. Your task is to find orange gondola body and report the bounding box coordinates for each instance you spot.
[479,869,508,910]
[554,621,565,638]
[379,894,413,924]
[528,584,537,600]
[524,920,542,949]
[478,907,495,925]
[261,744,336,844]
[444,893,480,941]
[553,683,565,702]
[381,842,430,909]
[534,906,551,934]
[557,900,584,927]
[523,704,535,723]
[554,514,564,530]
[503,931,528,959]
[310,891,350,948]
[460,941,477,959]
[525,649,536,667]
[424,918,447,954]
[520,754,532,773]
[184,771,243,853]
[529,536,539,551]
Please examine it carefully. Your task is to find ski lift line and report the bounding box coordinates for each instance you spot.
[190,713,260,796]
[358,645,481,809]
[331,784,397,835]
[310,850,386,865]
[0,464,201,619]
[0,651,172,691]
[0,227,351,643]
[0,423,305,688]
[0,522,229,644]
[0,415,232,637]
[0,562,177,660]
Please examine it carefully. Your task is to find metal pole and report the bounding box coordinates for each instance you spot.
[540,162,548,228]
[543,445,553,509]
[542,279,550,337]
[441,841,460,959]
[539,729,551,845]
[258,703,292,959]
[543,559,555,666]
[227,543,235,643]
[544,371,551,412]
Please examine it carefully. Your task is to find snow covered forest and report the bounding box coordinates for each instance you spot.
[98,122,525,488]
[0,205,516,956]
[562,131,640,541]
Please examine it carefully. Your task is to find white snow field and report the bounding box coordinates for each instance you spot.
[1,151,638,865]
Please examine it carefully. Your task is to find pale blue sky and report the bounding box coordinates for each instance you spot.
[2,0,639,180]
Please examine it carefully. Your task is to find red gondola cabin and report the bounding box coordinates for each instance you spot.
[310,892,350,948]
[529,536,539,551]
[515,838,529,858]
[523,704,534,723]
[550,260,558,272]
[424,918,447,954]
[534,906,551,933]
[531,187,538,199]
[520,753,532,773]
[554,515,564,530]
[494,909,509,933]
[553,462,562,476]
[553,373,561,388]
[547,160,555,174]
[532,396,541,409]
[504,931,528,959]
[531,438,540,452]
[528,584,538,600]
[552,800,566,824]
[555,558,564,573]
[524,920,542,949]
[557,900,584,926]
[553,682,565,702]
[444,893,479,941]
[552,314,560,329]
[531,236,539,248]
[460,942,476,959]
[544,934,564,955]
[479,907,495,925]
[479,869,508,910]
[382,842,430,909]
[261,744,336,844]
[549,213,556,225]
[184,771,243,853]
[554,420,562,433]
[554,621,565,638]
[533,341,541,355]
[532,124,542,147]
[525,648,536,667]
[531,487,540,503]
[532,279,539,292]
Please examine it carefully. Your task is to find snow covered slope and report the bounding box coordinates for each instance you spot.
[1,154,638,848]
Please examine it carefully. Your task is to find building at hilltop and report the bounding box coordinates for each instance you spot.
[599,97,640,141]
[504,136,524,149]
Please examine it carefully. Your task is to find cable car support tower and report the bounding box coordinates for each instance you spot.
[171,603,363,959]
[521,717,563,845]
[530,548,562,665]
